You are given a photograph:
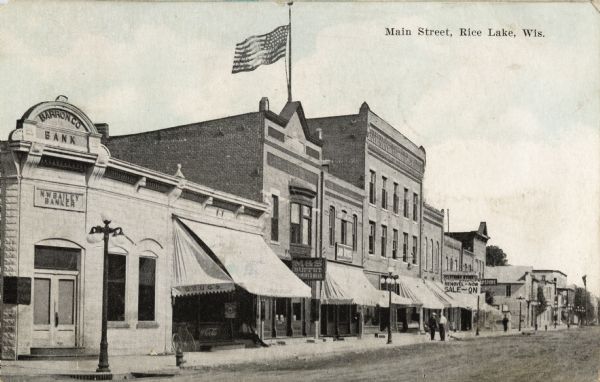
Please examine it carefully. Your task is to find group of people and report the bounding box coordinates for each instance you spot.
[427,312,448,341]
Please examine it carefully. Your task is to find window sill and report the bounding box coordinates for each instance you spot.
[136,321,159,329]
[108,321,130,329]
[270,240,280,246]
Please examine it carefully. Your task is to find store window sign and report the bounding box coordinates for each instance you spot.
[34,187,85,212]
[444,280,480,294]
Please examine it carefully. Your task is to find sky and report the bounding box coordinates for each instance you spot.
[0,1,598,295]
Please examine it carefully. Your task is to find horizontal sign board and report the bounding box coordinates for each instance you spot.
[444,280,481,294]
[291,258,326,281]
[34,186,85,212]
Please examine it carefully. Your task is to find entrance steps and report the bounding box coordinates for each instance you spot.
[19,347,96,360]
[198,339,256,352]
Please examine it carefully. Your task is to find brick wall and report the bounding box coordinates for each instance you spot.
[106,113,265,202]
[306,113,367,189]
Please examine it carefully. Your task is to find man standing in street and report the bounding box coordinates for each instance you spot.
[502,315,509,332]
[439,312,447,341]
[428,313,438,340]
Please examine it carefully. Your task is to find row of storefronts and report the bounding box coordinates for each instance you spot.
[0,97,494,359]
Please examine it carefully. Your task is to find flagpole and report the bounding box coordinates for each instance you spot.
[287,1,293,102]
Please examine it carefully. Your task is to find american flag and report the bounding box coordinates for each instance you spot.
[232,25,289,74]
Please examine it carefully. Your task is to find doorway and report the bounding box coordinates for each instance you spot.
[32,245,80,348]
[33,273,77,347]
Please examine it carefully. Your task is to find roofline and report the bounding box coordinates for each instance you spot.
[107,111,261,140]
[532,269,568,277]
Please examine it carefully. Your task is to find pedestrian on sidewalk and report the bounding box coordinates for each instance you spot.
[428,313,438,341]
[502,315,509,332]
[439,313,447,341]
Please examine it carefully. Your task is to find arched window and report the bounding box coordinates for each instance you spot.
[425,237,429,270]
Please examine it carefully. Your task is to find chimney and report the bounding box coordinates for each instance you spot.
[95,123,109,140]
[259,97,269,112]
[316,128,323,140]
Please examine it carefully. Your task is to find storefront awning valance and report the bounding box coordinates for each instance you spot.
[321,262,380,306]
[402,277,445,310]
[172,220,235,297]
[447,292,478,310]
[178,218,311,299]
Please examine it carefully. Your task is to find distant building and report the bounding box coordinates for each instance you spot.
[532,269,568,327]
[483,266,534,329]
[446,222,489,279]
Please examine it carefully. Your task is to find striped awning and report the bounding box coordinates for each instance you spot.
[171,220,235,297]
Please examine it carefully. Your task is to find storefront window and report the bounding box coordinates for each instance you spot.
[138,257,156,321]
[108,254,126,321]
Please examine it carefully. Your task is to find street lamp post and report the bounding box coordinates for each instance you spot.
[476,294,480,336]
[382,269,399,345]
[88,214,124,373]
[517,295,525,332]
[582,275,588,326]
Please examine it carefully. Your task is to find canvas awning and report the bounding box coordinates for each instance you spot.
[321,262,380,306]
[178,218,311,298]
[402,277,445,310]
[378,290,413,308]
[172,220,235,297]
[424,280,455,308]
[396,278,423,307]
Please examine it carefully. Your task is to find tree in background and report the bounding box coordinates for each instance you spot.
[486,245,508,266]
[485,290,495,306]
[574,287,596,324]
[536,286,548,317]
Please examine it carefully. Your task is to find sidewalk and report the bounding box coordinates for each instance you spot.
[0,334,429,379]
[0,326,576,380]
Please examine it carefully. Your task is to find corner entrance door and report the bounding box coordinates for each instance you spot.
[33,273,77,347]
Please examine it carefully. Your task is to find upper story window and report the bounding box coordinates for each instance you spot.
[341,219,348,246]
[412,236,418,264]
[425,237,429,270]
[392,229,398,259]
[393,183,399,214]
[329,206,336,246]
[381,225,387,257]
[403,188,409,218]
[352,214,358,251]
[506,285,512,297]
[271,195,279,242]
[430,239,434,272]
[403,232,408,262]
[412,193,419,222]
[291,203,312,246]
[381,177,388,210]
[369,170,376,205]
[368,221,375,254]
